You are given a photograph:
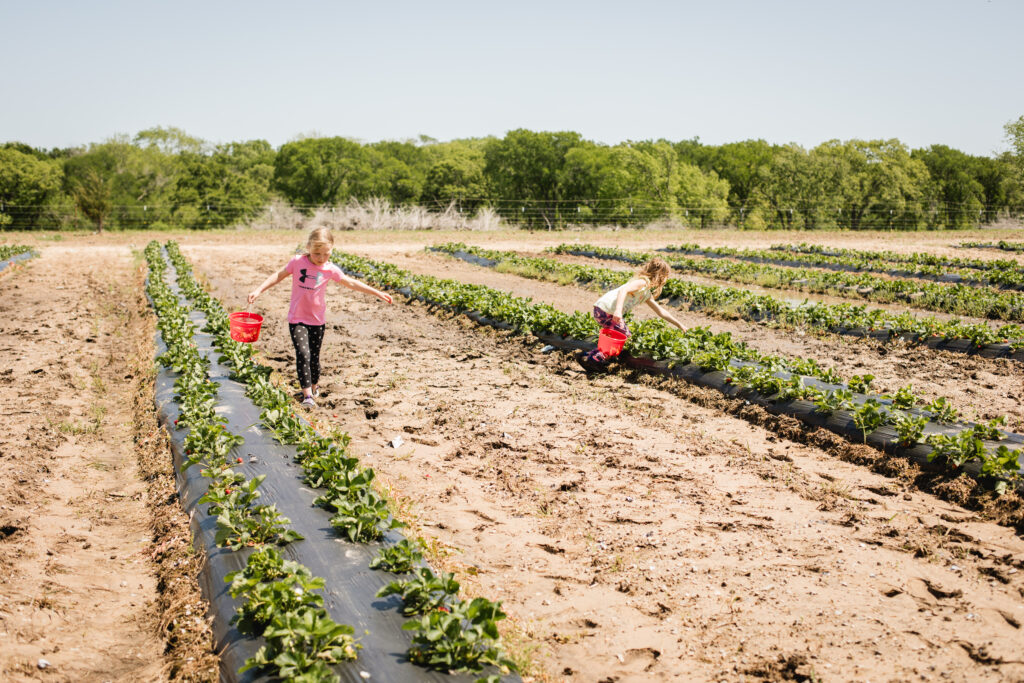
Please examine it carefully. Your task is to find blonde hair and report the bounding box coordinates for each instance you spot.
[637,258,671,297]
[306,227,335,253]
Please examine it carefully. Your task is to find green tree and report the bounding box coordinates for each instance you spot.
[675,160,731,228]
[755,144,821,229]
[483,129,582,226]
[66,166,111,232]
[564,143,665,224]
[912,145,986,228]
[273,137,370,211]
[1004,116,1024,216]
[134,126,205,155]
[63,146,123,231]
[812,139,929,229]
[359,147,423,204]
[171,140,274,229]
[979,155,1024,219]
[63,137,179,230]
[702,140,778,209]
[0,146,63,229]
[421,141,489,211]
[1005,115,1024,161]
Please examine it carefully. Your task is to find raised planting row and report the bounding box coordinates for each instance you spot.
[662,241,1024,296]
[960,240,1024,253]
[432,243,1024,361]
[551,243,1024,323]
[0,244,37,272]
[330,248,1024,496]
[147,242,360,682]
[771,242,1024,277]
[161,241,518,683]
[667,242,1024,290]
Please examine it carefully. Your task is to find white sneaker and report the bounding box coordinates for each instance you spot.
[301,396,316,408]
[312,388,320,398]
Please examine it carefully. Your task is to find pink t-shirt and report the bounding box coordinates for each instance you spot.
[285,255,345,325]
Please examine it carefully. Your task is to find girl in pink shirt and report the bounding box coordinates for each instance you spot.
[247,228,392,407]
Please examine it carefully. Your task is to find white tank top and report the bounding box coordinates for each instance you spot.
[595,278,652,315]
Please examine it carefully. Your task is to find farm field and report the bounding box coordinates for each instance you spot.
[2,227,1024,682]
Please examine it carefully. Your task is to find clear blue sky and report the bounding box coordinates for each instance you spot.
[2,0,1022,156]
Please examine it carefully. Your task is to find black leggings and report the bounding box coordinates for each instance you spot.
[289,323,325,389]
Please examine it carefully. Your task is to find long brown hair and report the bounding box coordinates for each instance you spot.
[637,257,671,297]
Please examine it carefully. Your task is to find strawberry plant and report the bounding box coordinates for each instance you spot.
[181,422,245,471]
[329,488,405,543]
[776,375,822,402]
[925,397,960,424]
[891,411,928,447]
[313,465,376,507]
[747,368,785,397]
[814,389,854,415]
[260,406,307,445]
[776,242,1024,285]
[403,597,516,675]
[971,416,1007,440]
[214,502,304,550]
[232,569,326,637]
[377,567,460,616]
[847,374,875,394]
[227,547,328,636]
[296,433,352,466]
[370,539,424,573]
[302,448,361,489]
[0,245,35,260]
[886,385,918,410]
[984,447,1023,494]
[926,431,986,469]
[241,607,358,680]
[852,399,887,442]
[198,468,256,514]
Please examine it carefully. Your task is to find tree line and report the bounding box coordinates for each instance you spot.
[2,121,1023,231]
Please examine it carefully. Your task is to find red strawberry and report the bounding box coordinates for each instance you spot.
[236,457,244,463]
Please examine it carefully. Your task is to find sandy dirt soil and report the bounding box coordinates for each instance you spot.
[184,235,1024,683]
[2,227,1022,683]
[0,242,213,682]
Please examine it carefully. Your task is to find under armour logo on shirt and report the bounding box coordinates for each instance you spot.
[299,268,324,285]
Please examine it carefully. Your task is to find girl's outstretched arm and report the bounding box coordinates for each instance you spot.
[248,265,290,305]
[338,273,393,304]
[646,298,687,332]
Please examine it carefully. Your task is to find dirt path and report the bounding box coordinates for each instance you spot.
[187,241,1024,683]
[0,245,182,681]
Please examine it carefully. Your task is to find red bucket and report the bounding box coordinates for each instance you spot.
[229,311,263,343]
[597,328,627,357]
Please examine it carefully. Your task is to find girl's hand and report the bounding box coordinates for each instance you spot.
[379,292,393,304]
[247,290,259,305]
[611,314,623,325]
